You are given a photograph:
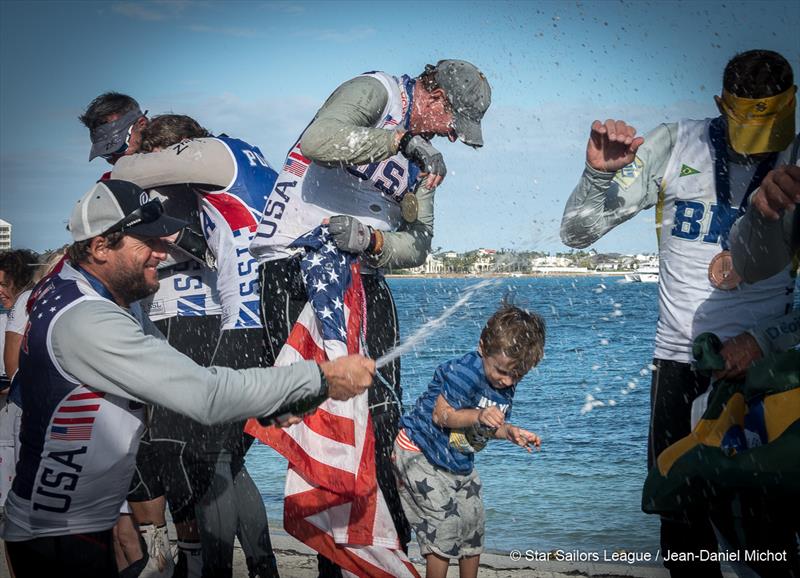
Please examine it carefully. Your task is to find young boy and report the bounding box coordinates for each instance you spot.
[393,305,545,578]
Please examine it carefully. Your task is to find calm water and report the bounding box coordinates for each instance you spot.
[247,275,663,553]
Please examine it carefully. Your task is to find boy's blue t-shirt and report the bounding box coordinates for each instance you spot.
[400,351,515,474]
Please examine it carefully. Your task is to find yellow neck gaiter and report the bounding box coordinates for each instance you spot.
[720,85,797,154]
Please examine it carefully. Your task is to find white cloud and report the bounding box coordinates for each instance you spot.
[259,2,306,14]
[292,27,378,44]
[112,3,167,21]
[183,23,260,38]
[111,0,193,21]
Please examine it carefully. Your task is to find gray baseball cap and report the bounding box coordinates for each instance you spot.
[69,180,186,242]
[88,108,145,161]
[433,60,492,147]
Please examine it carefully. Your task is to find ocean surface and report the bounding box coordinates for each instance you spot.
[247,275,668,554]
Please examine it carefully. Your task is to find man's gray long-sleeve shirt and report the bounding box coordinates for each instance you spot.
[560,123,675,249]
[560,122,799,356]
[298,75,435,270]
[56,298,322,426]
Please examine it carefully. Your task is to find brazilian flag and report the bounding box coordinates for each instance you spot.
[642,334,800,516]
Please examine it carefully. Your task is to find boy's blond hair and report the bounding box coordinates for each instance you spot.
[480,305,546,374]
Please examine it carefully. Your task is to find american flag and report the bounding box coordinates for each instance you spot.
[283,148,311,178]
[50,390,104,441]
[245,227,419,578]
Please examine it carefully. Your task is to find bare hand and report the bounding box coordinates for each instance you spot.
[320,355,375,400]
[477,406,505,429]
[505,426,541,452]
[713,332,763,381]
[750,165,800,220]
[586,119,645,172]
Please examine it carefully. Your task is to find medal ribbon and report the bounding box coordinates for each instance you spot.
[708,116,777,250]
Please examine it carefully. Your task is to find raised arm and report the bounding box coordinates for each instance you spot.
[560,122,675,248]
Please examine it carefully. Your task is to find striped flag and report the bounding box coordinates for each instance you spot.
[50,390,104,441]
[245,226,419,578]
[283,148,311,178]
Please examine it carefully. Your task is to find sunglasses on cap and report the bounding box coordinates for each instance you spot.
[98,110,148,161]
[102,199,164,236]
[99,124,134,161]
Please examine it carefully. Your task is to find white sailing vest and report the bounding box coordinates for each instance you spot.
[654,118,795,362]
[250,72,421,262]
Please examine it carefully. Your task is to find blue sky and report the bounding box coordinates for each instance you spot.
[1,0,798,254]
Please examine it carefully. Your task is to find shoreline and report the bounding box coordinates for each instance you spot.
[386,271,636,279]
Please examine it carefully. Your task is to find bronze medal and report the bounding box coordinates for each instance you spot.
[400,193,418,223]
[708,250,741,290]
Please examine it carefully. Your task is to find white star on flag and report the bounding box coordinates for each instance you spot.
[308,253,323,268]
[313,279,328,293]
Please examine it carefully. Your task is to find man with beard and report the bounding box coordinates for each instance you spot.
[1,179,375,576]
[112,113,282,577]
[249,59,491,577]
[81,92,194,577]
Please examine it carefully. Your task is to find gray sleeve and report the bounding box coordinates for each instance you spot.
[299,76,398,166]
[367,185,435,270]
[730,207,795,283]
[111,138,235,190]
[748,308,800,355]
[730,143,799,283]
[52,300,323,425]
[560,123,676,249]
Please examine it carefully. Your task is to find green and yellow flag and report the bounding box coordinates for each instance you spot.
[642,336,800,516]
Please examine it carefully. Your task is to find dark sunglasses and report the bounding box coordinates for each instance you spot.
[102,199,164,236]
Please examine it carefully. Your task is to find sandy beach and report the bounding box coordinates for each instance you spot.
[1,527,738,578]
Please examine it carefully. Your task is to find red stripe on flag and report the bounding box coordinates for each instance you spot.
[303,409,356,446]
[289,151,311,164]
[285,504,419,578]
[244,423,359,495]
[286,325,326,363]
[344,263,364,354]
[53,417,95,425]
[58,404,100,413]
[347,409,377,543]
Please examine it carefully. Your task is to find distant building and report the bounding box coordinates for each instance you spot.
[407,253,445,275]
[0,219,11,250]
[531,255,572,268]
[470,249,496,273]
